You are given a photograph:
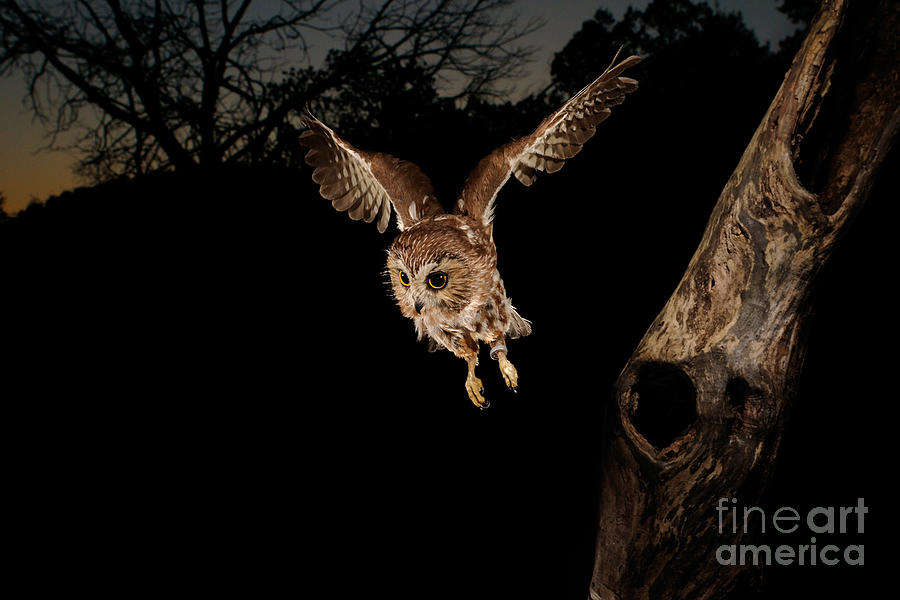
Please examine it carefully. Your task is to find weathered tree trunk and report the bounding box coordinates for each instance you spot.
[589,1,898,598]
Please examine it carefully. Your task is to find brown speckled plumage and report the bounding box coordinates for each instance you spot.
[299,51,641,407]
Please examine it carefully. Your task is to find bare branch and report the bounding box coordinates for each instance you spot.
[0,0,541,180]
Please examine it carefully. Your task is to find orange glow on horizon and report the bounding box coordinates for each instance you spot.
[1,76,79,214]
[0,149,78,215]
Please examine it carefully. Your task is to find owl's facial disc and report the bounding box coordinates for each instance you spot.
[397,268,451,314]
[387,253,468,315]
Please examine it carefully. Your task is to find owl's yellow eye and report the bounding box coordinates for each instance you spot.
[398,270,411,287]
[427,272,448,289]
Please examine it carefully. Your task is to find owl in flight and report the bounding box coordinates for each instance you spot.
[300,51,640,408]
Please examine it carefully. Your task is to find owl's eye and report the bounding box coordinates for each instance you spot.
[398,270,411,287]
[427,272,448,290]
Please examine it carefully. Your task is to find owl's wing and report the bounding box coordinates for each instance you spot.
[456,51,641,228]
[299,115,443,233]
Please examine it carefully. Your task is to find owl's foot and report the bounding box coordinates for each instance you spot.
[465,357,488,409]
[498,355,519,392]
[466,374,488,408]
[489,343,519,393]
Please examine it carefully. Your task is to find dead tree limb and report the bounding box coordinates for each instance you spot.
[589,1,898,598]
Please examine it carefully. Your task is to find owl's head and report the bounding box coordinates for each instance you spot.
[385,220,486,316]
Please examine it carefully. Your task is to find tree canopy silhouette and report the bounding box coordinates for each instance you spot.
[0,0,540,182]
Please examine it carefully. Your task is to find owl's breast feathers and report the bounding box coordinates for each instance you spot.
[416,285,531,357]
[415,288,521,354]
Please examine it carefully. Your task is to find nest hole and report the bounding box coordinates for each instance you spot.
[628,362,698,451]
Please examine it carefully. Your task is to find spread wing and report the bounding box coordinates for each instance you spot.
[299,115,443,233]
[456,51,641,228]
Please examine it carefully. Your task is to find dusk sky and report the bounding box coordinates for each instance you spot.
[0,0,797,214]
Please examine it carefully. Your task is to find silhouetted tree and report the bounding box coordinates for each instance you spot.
[549,0,773,101]
[0,0,540,182]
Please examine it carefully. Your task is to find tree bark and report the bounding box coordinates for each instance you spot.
[589,1,898,598]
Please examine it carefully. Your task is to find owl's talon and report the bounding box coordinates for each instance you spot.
[498,355,519,391]
[466,374,488,408]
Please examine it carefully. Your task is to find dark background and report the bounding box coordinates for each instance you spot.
[2,2,893,598]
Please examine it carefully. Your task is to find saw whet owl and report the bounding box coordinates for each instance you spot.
[299,51,640,408]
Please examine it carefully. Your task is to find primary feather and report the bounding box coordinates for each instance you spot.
[456,51,641,229]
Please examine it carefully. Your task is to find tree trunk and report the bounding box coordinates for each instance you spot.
[589,1,898,598]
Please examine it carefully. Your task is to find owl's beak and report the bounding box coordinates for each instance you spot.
[413,299,425,314]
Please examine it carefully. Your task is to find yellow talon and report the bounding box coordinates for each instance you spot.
[466,374,488,408]
[498,355,519,392]
[465,357,488,408]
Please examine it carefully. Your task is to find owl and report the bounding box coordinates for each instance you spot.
[299,51,640,408]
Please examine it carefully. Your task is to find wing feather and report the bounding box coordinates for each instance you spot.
[299,116,443,233]
[457,51,641,228]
